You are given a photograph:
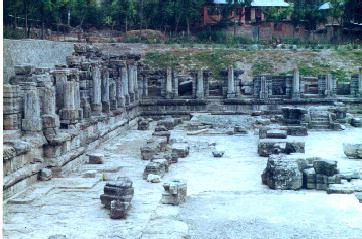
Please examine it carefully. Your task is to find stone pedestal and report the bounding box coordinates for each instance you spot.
[227,66,236,98]
[161,180,187,206]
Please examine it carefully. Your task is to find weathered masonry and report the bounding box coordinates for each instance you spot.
[3,43,362,199]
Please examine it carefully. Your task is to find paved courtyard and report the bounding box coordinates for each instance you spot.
[4,120,362,239]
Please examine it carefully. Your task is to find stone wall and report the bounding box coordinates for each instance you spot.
[4,39,74,83]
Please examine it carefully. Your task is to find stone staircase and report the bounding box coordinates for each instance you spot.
[309,111,331,130]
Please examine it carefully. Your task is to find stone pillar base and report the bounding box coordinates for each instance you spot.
[125,95,130,105]
[91,104,102,113]
[59,108,81,121]
[110,100,117,111]
[227,93,236,99]
[129,93,135,102]
[117,97,125,108]
[22,118,42,131]
[102,101,110,113]
[292,93,300,100]
[42,114,60,129]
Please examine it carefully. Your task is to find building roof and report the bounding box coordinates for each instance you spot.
[212,0,244,4]
[319,2,332,10]
[250,0,289,7]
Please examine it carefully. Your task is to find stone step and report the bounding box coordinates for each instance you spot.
[310,124,331,129]
[311,118,329,122]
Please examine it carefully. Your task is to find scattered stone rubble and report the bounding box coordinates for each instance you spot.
[161,180,187,206]
[138,117,150,130]
[343,143,362,159]
[262,154,341,191]
[100,177,134,219]
[141,118,188,182]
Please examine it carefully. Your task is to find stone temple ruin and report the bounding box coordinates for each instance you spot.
[3,43,362,239]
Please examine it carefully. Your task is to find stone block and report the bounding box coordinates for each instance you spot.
[261,154,303,190]
[140,145,157,160]
[151,158,170,173]
[14,65,34,75]
[257,140,286,157]
[138,118,150,130]
[161,179,187,206]
[343,143,362,159]
[157,119,175,130]
[100,177,134,210]
[284,141,305,154]
[212,151,225,158]
[315,174,328,190]
[3,145,16,161]
[42,114,60,129]
[3,113,21,130]
[234,126,248,134]
[110,200,131,219]
[88,153,105,164]
[152,131,171,144]
[59,109,81,121]
[313,160,338,176]
[303,168,316,189]
[147,174,161,183]
[351,118,361,127]
[285,126,308,136]
[171,143,189,158]
[39,168,52,181]
[266,129,287,139]
[143,162,166,180]
[22,118,42,131]
[155,125,168,132]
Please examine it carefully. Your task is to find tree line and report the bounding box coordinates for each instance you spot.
[3,0,362,39]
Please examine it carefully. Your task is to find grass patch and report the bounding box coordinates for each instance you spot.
[251,60,273,75]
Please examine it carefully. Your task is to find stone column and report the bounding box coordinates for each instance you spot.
[292,67,300,99]
[204,70,211,98]
[325,74,336,97]
[109,80,117,110]
[196,68,204,99]
[116,65,125,108]
[143,76,149,97]
[91,65,102,113]
[22,89,42,132]
[53,70,68,110]
[42,84,60,129]
[166,67,173,99]
[3,84,21,130]
[101,66,110,113]
[134,64,139,100]
[227,66,236,98]
[122,64,130,105]
[128,62,135,102]
[138,73,144,98]
[260,76,268,99]
[359,66,362,97]
[59,81,81,123]
[173,74,179,98]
